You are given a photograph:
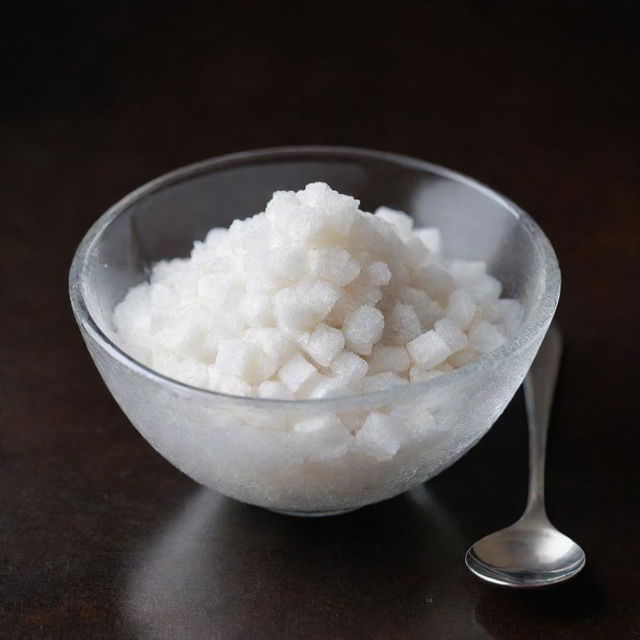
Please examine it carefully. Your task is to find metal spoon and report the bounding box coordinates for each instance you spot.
[465,324,586,587]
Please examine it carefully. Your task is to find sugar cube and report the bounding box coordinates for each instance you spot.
[355,412,412,460]
[385,302,422,345]
[368,344,410,374]
[406,330,452,369]
[398,286,443,329]
[310,247,361,287]
[278,353,317,392]
[304,280,340,320]
[493,298,523,336]
[361,372,408,393]
[468,274,502,304]
[292,413,353,460]
[257,381,295,400]
[414,227,441,255]
[434,318,468,353]
[374,206,414,241]
[468,320,507,353]
[330,351,369,380]
[419,264,454,303]
[343,306,385,355]
[274,287,316,331]
[366,261,392,286]
[449,260,486,288]
[301,324,345,367]
[446,289,477,329]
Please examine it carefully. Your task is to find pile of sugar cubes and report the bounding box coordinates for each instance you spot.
[114,183,522,402]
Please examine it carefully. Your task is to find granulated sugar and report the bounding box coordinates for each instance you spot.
[114,183,522,402]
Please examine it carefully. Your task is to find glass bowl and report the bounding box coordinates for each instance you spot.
[69,146,560,516]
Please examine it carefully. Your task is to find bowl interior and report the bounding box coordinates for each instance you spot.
[79,148,547,345]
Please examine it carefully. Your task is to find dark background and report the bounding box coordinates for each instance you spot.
[1,1,639,638]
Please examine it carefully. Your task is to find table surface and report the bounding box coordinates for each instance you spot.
[2,2,639,638]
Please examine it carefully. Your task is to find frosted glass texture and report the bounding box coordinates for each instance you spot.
[69,147,560,515]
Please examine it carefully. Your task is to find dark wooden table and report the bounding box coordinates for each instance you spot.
[2,2,638,638]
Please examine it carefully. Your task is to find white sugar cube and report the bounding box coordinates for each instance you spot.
[214,339,259,379]
[304,280,340,320]
[199,317,235,359]
[398,286,443,329]
[406,330,452,369]
[280,205,328,245]
[414,227,441,255]
[263,247,309,287]
[404,236,431,271]
[390,402,446,444]
[114,284,151,330]
[309,377,356,399]
[478,301,501,323]
[214,338,276,383]
[325,291,358,325]
[310,247,361,287]
[204,227,227,246]
[355,412,412,460]
[264,189,298,219]
[330,351,368,380]
[292,413,352,460]
[385,302,422,345]
[343,306,385,355]
[197,273,232,302]
[468,274,502,304]
[348,210,385,251]
[149,257,187,285]
[165,359,208,387]
[374,206,414,241]
[240,292,275,327]
[449,260,486,288]
[243,327,294,367]
[295,372,331,399]
[446,289,477,329]
[207,368,253,396]
[347,277,383,307]
[361,372,408,393]
[153,304,212,358]
[368,345,410,374]
[468,320,507,353]
[434,318,468,353]
[366,261,392,286]
[257,381,295,400]
[293,331,311,348]
[419,264,454,303]
[149,282,174,312]
[296,182,355,210]
[278,353,317,392]
[302,324,345,367]
[493,298,523,336]
[297,182,358,236]
[274,287,316,331]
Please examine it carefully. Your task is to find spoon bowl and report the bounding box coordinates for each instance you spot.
[466,520,586,587]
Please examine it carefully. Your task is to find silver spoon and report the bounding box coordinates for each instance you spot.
[465,324,586,587]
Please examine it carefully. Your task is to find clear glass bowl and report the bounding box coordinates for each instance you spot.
[69,146,560,516]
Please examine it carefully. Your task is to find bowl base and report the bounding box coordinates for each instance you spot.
[267,506,361,517]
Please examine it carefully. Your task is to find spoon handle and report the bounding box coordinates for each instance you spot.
[523,323,562,516]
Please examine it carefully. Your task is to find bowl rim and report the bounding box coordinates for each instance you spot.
[69,145,560,410]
